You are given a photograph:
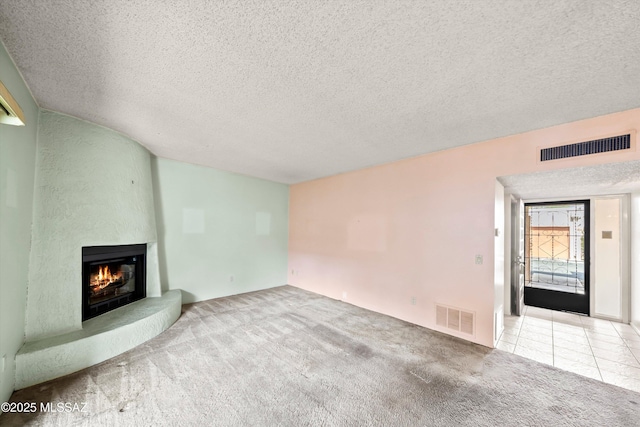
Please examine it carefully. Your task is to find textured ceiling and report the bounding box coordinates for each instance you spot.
[1,1,639,184]
[499,160,640,200]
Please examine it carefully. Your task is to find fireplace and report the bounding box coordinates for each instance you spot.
[82,244,146,321]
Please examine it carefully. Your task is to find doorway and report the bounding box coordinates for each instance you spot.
[523,200,590,315]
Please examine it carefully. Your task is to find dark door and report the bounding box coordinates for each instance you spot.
[524,200,590,315]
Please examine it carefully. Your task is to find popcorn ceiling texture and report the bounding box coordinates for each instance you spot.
[0,1,639,184]
[499,159,640,200]
[25,111,161,341]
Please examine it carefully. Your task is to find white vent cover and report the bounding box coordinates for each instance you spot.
[436,303,475,337]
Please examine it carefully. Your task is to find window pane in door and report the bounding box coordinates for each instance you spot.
[524,203,585,295]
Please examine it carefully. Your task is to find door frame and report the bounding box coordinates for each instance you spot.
[505,194,631,321]
[509,195,525,316]
[590,194,631,323]
[523,199,591,315]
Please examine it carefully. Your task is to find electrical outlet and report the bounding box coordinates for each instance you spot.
[475,255,483,265]
[411,296,416,305]
[229,275,235,282]
[342,292,347,300]
[291,269,295,275]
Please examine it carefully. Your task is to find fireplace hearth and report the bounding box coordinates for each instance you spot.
[82,244,146,321]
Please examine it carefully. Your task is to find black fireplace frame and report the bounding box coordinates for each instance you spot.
[82,244,147,321]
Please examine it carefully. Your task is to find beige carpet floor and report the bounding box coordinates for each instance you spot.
[2,285,640,426]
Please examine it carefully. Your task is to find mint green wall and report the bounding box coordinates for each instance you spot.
[25,111,162,341]
[152,157,289,303]
[0,42,39,404]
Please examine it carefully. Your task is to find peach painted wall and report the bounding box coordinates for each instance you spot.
[289,109,640,348]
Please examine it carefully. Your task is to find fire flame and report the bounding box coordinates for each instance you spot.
[90,265,122,292]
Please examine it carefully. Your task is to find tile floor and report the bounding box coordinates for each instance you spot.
[497,305,640,393]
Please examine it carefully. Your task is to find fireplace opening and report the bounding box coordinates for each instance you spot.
[82,244,146,321]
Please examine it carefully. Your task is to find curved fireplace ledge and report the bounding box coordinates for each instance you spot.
[15,290,182,390]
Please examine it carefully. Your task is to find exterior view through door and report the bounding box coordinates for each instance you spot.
[524,201,590,315]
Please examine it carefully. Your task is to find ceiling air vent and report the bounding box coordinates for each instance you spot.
[0,80,26,126]
[540,134,630,162]
[436,303,475,337]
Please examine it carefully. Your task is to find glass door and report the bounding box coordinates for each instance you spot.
[524,200,590,314]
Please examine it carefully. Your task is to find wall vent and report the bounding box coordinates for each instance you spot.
[540,134,630,162]
[436,303,475,337]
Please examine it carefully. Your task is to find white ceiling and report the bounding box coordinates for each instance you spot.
[499,160,640,200]
[1,1,639,184]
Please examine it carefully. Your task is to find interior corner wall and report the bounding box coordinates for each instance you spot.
[151,157,289,303]
[24,111,160,342]
[631,191,640,330]
[289,109,640,348]
[0,42,39,404]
